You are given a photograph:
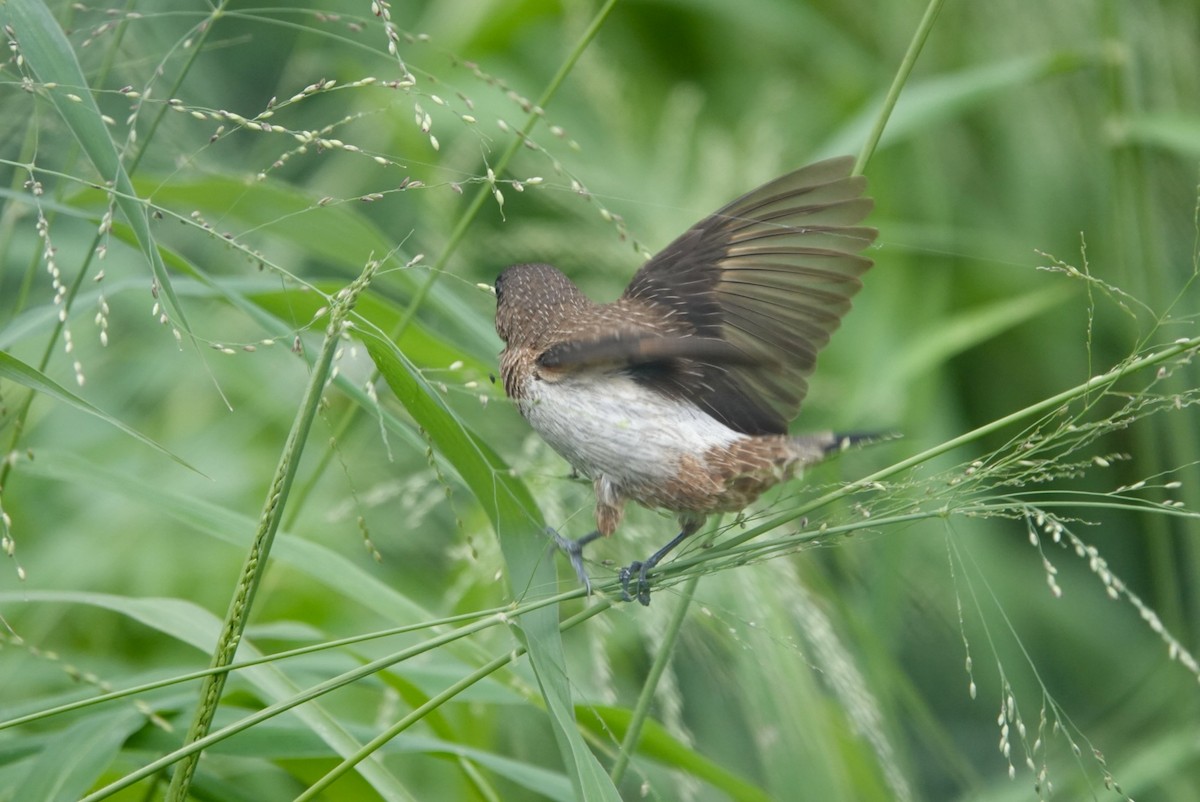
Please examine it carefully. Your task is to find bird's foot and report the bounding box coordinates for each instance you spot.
[548,528,602,595]
[618,561,653,606]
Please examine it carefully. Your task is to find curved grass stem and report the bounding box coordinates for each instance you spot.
[164,260,378,801]
[721,335,1200,555]
[610,571,700,786]
[854,0,946,175]
[293,603,609,801]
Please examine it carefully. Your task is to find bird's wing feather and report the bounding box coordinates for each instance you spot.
[620,156,876,435]
[537,333,767,371]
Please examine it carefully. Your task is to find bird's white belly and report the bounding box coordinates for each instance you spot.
[518,371,743,485]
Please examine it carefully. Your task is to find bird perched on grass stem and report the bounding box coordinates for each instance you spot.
[495,156,877,604]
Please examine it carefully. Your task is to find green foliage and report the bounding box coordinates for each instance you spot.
[1,0,1198,800]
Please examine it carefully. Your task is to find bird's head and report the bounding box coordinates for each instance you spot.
[494,262,590,346]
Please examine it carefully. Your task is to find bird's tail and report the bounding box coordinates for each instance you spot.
[826,430,900,454]
[789,430,899,463]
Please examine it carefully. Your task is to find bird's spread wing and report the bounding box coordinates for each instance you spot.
[620,156,877,435]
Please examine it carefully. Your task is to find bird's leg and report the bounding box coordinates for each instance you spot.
[549,479,627,596]
[619,514,705,606]
[549,528,604,594]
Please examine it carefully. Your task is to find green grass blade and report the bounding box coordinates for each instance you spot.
[9,706,146,802]
[579,705,772,802]
[360,328,543,572]
[610,574,699,787]
[1,590,416,802]
[1122,113,1200,157]
[0,350,200,473]
[166,261,380,801]
[21,449,441,624]
[891,284,1075,382]
[361,326,621,800]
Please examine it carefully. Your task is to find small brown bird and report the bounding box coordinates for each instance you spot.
[495,156,877,604]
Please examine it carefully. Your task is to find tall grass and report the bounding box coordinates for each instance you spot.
[0,1,1197,800]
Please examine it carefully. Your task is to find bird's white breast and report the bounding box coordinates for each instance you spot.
[516,369,744,486]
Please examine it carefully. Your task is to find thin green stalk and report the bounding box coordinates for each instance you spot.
[641,511,934,594]
[0,124,42,315]
[717,335,1200,556]
[285,0,620,529]
[81,592,599,801]
[459,759,502,802]
[121,13,229,177]
[86,602,510,802]
[610,572,700,786]
[294,655,524,802]
[0,603,511,732]
[164,260,378,802]
[293,602,610,801]
[648,491,1200,601]
[854,0,945,176]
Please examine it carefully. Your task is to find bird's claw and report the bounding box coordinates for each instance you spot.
[547,528,654,603]
[548,527,594,595]
[619,561,652,606]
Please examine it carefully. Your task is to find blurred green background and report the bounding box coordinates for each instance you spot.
[1,0,1198,799]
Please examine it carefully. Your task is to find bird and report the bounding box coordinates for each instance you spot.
[494,156,877,604]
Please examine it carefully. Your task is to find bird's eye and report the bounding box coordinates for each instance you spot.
[493,274,505,302]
